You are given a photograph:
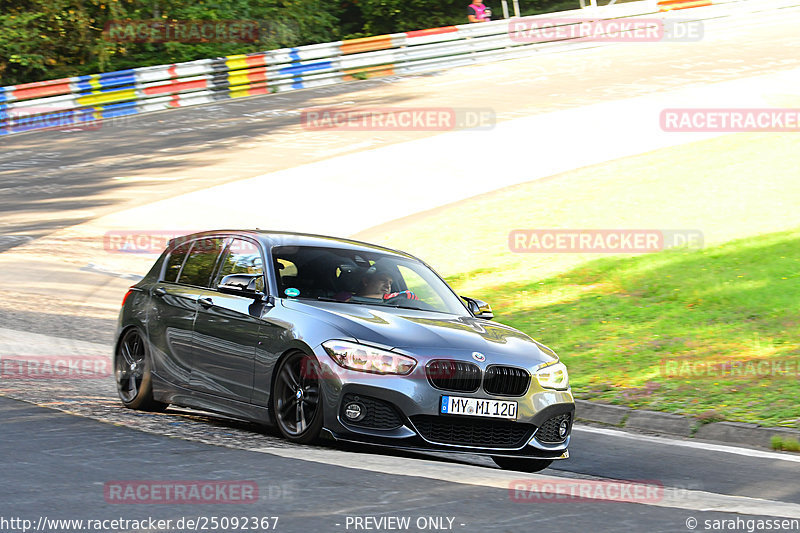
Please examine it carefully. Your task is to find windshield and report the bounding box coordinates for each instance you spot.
[271,245,469,315]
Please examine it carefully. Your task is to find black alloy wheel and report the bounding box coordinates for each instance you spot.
[115,328,168,411]
[272,351,324,443]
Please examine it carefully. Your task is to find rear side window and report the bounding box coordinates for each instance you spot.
[163,241,192,282]
[177,237,225,287]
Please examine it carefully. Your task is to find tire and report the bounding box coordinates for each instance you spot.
[272,351,324,444]
[114,327,168,412]
[492,456,554,473]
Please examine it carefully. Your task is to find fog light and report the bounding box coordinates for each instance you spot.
[344,402,365,422]
[558,419,569,438]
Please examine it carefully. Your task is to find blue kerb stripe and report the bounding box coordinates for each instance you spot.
[100,102,138,118]
[98,69,135,80]
[279,60,332,76]
[73,102,138,121]
[292,80,304,90]
[76,83,136,96]
[76,109,96,122]
[74,79,96,91]
[0,89,7,103]
[99,73,137,88]
[75,74,137,92]
[102,101,138,110]
[74,69,134,82]
[102,106,139,119]
[75,76,95,91]
[289,48,301,61]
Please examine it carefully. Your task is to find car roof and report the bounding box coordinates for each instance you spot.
[169,230,417,260]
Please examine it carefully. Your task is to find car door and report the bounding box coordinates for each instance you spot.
[189,237,265,402]
[147,238,205,387]
[252,254,296,408]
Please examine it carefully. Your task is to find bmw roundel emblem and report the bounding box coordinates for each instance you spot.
[472,352,486,362]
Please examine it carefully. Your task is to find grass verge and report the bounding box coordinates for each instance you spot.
[356,132,800,427]
[447,229,800,427]
[772,436,800,452]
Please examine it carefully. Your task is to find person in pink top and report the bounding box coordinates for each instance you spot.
[467,1,492,22]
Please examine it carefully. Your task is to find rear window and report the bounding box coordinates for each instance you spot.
[176,238,225,287]
[163,241,192,283]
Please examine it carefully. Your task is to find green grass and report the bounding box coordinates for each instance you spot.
[445,229,800,427]
[356,132,800,427]
[772,436,800,452]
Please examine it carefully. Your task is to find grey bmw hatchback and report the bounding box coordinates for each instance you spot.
[114,230,574,471]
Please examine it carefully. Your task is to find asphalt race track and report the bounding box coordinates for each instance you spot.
[0,397,777,532]
[2,5,800,533]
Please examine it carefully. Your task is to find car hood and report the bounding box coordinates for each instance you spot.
[282,299,558,366]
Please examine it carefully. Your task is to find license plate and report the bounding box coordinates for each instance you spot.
[440,396,518,420]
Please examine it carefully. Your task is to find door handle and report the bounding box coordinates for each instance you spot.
[198,297,214,309]
[154,287,167,297]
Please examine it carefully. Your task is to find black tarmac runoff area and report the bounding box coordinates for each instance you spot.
[2,395,800,533]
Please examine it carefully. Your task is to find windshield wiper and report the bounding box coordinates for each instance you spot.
[315,297,360,304]
[315,297,446,314]
[384,303,451,314]
[380,303,417,310]
[317,296,415,309]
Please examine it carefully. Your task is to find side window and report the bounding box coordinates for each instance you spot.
[398,265,443,306]
[177,237,225,287]
[163,241,192,282]
[215,239,265,292]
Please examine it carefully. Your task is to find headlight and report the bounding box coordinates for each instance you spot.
[322,340,417,375]
[536,361,569,390]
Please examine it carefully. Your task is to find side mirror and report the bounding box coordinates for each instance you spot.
[462,296,494,320]
[218,274,265,299]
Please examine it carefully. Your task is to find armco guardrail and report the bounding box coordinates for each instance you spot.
[0,0,788,136]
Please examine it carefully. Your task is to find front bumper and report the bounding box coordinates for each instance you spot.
[313,346,575,459]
